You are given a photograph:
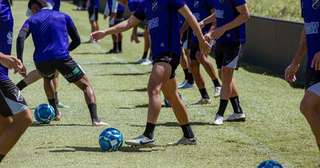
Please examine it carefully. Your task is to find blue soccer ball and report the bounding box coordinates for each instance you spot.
[257,160,283,168]
[34,104,56,124]
[99,128,124,152]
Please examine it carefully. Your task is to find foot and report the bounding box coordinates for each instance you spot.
[135,58,145,64]
[168,137,197,146]
[54,111,62,121]
[225,113,246,122]
[140,59,152,65]
[125,135,155,146]
[106,49,120,54]
[213,114,224,125]
[214,87,222,98]
[178,80,194,89]
[56,102,70,108]
[92,119,109,126]
[193,98,211,105]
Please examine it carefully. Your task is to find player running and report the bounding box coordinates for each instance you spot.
[0,0,32,162]
[181,0,222,105]
[91,0,211,145]
[285,0,320,151]
[204,0,249,125]
[17,0,107,126]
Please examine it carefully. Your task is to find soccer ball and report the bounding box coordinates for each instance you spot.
[99,128,124,152]
[34,104,56,124]
[257,160,283,168]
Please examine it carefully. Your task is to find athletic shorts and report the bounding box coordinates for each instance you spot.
[0,80,28,117]
[153,53,180,79]
[35,57,85,83]
[109,13,125,27]
[182,28,193,49]
[88,7,99,21]
[306,68,320,96]
[215,42,243,69]
[190,42,200,61]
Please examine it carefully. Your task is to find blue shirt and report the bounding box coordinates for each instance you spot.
[302,0,320,69]
[89,0,99,9]
[186,0,214,43]
[20,9,76,63]
[107,0,125,14]
[213,0,246,44]
[134,0,185,59]
[48,0,61,11]
[0,0,13,81]
[128,0,142,12]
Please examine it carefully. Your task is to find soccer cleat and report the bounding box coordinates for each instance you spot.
[57,102,70,108]
[54,111,62,121]
[125,135,155,146]
[213,114,224,125]
[140,59,152,65]
[135,58,145,64]
[193,98,211,105]
[168,137,197,146]
[225,113,246,122]
[106,49,120,54]
[92,119,109,126]
[178,80,194,89]
[214,86,222,98]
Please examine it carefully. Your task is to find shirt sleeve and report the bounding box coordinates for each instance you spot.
[231,0,246,7]
[133,2,146,21]
[169,0,186,10]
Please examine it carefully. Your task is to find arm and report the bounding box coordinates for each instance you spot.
[66,15,81,51]
[179,20,189,38]
[16,24,31,63]
[179,5,210,55]
[91,15,141,41]
[199,11,216,28]
[285,30,307,82]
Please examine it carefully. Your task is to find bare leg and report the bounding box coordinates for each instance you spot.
[196,51,219,81]
[43,78,61,120]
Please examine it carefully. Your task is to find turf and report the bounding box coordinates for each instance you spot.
[2,1,319,168]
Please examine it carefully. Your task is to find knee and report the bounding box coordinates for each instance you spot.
[147,85,161,97]
[20,109,33,127]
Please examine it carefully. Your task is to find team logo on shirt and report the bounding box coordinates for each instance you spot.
[305,22,319,35]
[7,32,12,45]
[194,1,200,8]
[313,0,320,9]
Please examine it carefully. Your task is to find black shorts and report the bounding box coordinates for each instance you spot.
[36,57,85,83]
[88,7,99,21]
[153,53,180,79]
[215,42,243,69]
[0,80,28,117]
[190,42,199,61]
[306,68,320,96]
[109,13,125,27]
[182,28,193,49]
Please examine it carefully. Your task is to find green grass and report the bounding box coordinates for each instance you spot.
[2,1,318,168]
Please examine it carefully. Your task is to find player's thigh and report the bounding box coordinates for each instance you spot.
[35,62,57,80]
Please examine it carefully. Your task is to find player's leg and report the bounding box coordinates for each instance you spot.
[118,32,123,53]
[43,77,62,121]
[178,49,194,89]
[16,69,42,90]
[138,27,152,65]
[195,50,221,98]
[107,34,118,53]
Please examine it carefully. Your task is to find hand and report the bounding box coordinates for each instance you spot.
[199,21,205,29]
[198,38,211,55]
[130,32,140,43]
[312,51,320,70]
[90,31,107,41]
[210,27,226,40]
[0,55,23,71]
[17,65,27,77]
[204,33,212,43]
[285,63,299,83]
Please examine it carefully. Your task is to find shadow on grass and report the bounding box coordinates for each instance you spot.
[118,104,148,110]
[82,61,137,66]
[31,123,92,127]
[98,72,150,77]
[130,122,212,128]
[120,88,147,92]
[74,52,106,55]
[49,146,165,153]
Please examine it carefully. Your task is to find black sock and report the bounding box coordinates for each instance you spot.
[113,42,117,50]
[230,96,243,114]
[118,41,122,52]
[16,80,27,90]
[181,124,195,139]
[187,73,194,84]
[213,79,221,87]
[88,103,98,122]
[54,92,59,105]
[0,154,5,162]
[199,88,210,99]
[183,69,189,81]
[142,51,148,59]
[143,122,155,139]
[48,99,58,115]
[217,99,228,117]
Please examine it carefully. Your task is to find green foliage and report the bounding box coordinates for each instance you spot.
[248,0,302,22]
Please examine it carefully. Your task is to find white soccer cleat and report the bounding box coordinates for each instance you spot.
[136,58,145,64]
[168,137,197,146]
[214,87,222,98]
[226,113,246,122]
[92,120,109,126]
[140,59,152,65]
[213,115,224,125]
[125,135,155,146]
[193,98,212,105]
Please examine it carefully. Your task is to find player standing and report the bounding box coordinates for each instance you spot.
[285,0,320,151]
[0,0,32,162]
[205,0,250,125]
[17,0,107,126]
[87,0,99,35]
[92,0,211,145]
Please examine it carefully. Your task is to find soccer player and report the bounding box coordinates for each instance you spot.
[47,0,60,11]
[87,0,99,34]
[285,0,320,151]
[0,0,32,162]
[17,0,107,126]
[104,0,125,53]
[204,0,249,125]
[91,0,211,145]
[180,0,222,105]
[118,0,152,65]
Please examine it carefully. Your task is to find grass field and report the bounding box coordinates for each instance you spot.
[1,1,319,168]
